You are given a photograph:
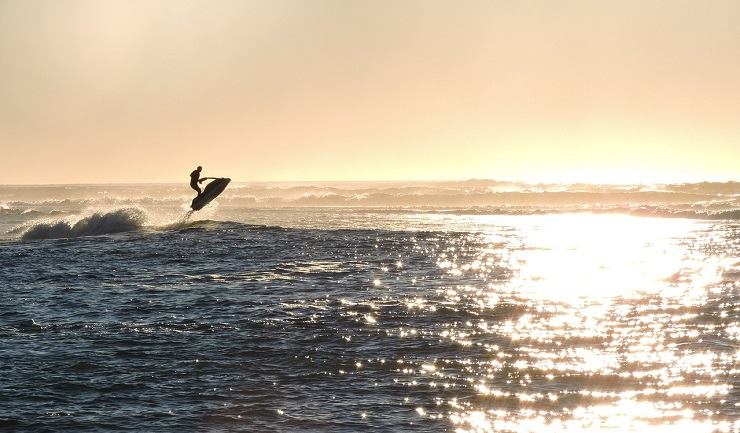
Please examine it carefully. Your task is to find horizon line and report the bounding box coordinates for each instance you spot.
[1,178,738,188]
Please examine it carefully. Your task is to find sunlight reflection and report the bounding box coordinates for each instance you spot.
[405,214,736,433]
[506,215,699,300]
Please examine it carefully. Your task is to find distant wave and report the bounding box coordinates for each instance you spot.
[432,206,740,220]
[20,208,147,240]
[3,181,738,210]
[6,191,738,208]
[622,207,740,220]
[5,197,185,207]
[2,181,738,226]
[0,206,69,217]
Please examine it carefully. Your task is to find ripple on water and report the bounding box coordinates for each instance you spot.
[0,216,737,432]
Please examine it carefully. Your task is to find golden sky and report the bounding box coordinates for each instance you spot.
[0,0,738,184]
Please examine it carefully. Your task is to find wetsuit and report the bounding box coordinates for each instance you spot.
[190,170,201,196]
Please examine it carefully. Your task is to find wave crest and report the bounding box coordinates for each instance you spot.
[21,208,147,240]
[433,206,740,220]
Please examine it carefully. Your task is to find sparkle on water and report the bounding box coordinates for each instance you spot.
[1,209,737,432]
[395,214,738,433]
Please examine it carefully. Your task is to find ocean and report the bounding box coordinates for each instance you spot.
[1,181,738,432]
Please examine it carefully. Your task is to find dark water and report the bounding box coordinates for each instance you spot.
[1,214,738,432]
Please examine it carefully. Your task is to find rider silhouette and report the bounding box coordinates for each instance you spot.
[190,166,203,197]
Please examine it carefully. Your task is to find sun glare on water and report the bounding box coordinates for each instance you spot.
[408,213,737,433]
[509,215,701,300]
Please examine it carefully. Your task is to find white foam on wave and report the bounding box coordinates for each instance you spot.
[13,206,221,240]
[20,208,148,240]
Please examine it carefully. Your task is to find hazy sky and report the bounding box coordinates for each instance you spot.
[1,0,738,184]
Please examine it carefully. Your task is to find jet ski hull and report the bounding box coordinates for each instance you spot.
[191,178,230,211]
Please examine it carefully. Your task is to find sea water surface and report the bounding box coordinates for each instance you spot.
[1,182,738,432]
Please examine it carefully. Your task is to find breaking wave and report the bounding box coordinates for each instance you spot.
[20,208,147,240]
